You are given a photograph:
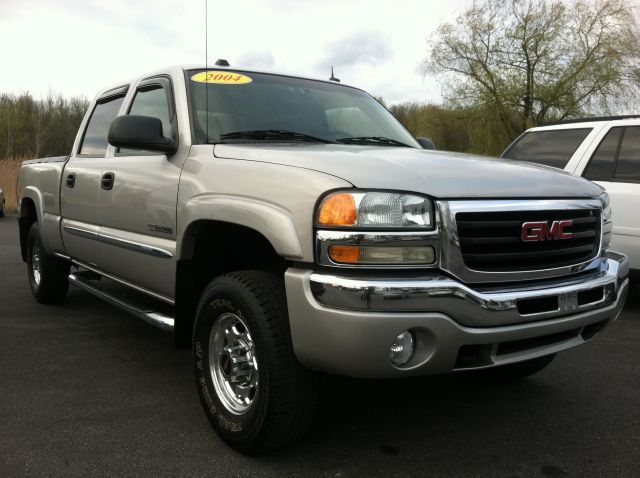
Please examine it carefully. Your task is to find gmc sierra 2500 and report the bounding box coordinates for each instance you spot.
[17,64,629,453]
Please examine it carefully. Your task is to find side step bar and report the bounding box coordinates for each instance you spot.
[69,272,175,331]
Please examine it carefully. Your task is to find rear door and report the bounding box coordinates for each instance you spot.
[97,75,182,298]
[581,126,640,268]
[60,87,127,266]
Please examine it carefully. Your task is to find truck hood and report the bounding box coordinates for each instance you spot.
[213,144,603,199]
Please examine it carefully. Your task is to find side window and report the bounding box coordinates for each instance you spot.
[614,127,640,182]
[583,127,623,181]
[118,83,173,155]
[502,128,592,169]
[79,95,125,156]
[128,85,172,138]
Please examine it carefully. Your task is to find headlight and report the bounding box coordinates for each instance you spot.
[316,190,439,268]
[601,193,612,250]
[317,191,434,229]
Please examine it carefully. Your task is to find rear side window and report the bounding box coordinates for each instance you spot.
[502,128,592,169]
[79,94,126,156]
[615,127,640,182]
[583,127,622,181]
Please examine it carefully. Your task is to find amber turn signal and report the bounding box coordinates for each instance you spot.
[328,245,361,263]
[318,193,357,226]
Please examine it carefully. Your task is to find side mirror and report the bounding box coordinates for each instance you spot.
[416,137,436,150]
[108,115,177,155]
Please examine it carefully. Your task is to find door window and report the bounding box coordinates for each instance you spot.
[118,82,174,155]
[583,127,622,181]
[614,127,640,182]
[79,94,126,156]
[128,85,172,138]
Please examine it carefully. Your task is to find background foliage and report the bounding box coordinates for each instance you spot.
[0,93,88,160]
[0,0,638,211]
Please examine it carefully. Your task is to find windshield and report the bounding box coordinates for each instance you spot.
[502,128,592,169]
[186,69,419,147]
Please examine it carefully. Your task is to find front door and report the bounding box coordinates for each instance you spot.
[97,76,182,299]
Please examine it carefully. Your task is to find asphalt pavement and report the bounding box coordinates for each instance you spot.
[0,215,638,477]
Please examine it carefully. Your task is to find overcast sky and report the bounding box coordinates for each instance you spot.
[0,0,473,105]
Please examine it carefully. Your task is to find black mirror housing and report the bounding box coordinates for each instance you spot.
[417,137,436,150]
[108,115,177,155]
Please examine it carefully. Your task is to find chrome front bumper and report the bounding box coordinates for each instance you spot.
[284,252,629,378]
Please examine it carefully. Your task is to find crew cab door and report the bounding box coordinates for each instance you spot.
[98,76,182,299]
[579,125,640,268]
[60,88,127,266]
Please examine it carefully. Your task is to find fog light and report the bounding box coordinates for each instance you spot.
[389,331,414,366]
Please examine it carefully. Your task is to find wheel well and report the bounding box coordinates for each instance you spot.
[18,198,37,262]
[174,220,288,348]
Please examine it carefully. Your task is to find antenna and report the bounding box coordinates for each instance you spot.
[205,0,208,142]
[329,66,340,83]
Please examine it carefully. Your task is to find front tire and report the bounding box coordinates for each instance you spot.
[193,271,317,454]
[26,222,70,303]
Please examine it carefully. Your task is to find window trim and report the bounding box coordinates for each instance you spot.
[77,85,129,158]
[114,74,178,157]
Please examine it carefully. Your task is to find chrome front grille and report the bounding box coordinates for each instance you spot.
[439,199,604,283]
[456,209,601,271]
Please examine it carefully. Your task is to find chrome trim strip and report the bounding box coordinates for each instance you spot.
[308,253,628,327]
[438,198,604,283]
[98,232,173,258]
[316,229,441,269]
[63,225,173,258]
[62,257,175,305]
[69,273,174,331]
[63,225,97,240]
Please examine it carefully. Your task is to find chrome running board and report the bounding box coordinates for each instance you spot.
[69,271,174,331]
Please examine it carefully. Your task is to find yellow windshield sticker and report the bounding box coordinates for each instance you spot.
[191,71,253,84]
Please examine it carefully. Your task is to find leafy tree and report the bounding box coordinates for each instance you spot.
[425,0,640,135]
[0,92,88,160]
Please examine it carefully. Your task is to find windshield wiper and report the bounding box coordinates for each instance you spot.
[336,136,412,147]
[219,129,333,144]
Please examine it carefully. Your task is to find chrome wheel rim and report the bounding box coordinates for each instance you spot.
[208,312,259,415]
[32,242,42,286]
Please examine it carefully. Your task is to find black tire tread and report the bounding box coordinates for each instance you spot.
[27,222,69,304]
[195,270,316,454]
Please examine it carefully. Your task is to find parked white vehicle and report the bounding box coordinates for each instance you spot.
[503,117,640,274]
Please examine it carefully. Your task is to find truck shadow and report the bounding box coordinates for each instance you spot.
[43,282,640,474]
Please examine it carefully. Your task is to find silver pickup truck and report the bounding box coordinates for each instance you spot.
[17,64,629,453]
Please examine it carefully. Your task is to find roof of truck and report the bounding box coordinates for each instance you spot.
[94,64,357,100]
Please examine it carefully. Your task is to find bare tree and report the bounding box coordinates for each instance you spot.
[425,0,640,133]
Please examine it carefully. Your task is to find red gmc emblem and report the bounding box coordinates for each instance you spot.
[521,220,574,242]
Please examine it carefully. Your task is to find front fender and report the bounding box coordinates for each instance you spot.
[178,194,303,260]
